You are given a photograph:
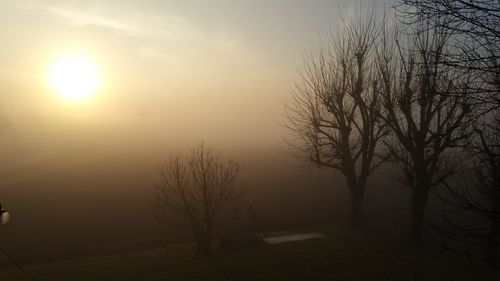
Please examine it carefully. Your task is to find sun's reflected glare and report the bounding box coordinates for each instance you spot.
[49,55,101,101]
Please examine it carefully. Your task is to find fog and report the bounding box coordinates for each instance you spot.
[0,0,412,266]
[0,135,410,263]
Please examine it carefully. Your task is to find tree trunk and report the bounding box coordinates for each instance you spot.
[195,222,213,255]
[486,190,500,267]
[196,232,212,255]
[486,220,500,267]
[410,187,429,244]
[349,186,365,228]
[485,174,500,267]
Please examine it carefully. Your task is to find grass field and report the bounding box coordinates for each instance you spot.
[0,225,497,281]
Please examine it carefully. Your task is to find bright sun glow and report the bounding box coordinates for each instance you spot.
[49,55,101,101]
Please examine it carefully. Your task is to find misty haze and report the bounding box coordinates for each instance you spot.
[1,1,499,280]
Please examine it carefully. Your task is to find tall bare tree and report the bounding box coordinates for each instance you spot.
[285,13,387,227]
[379,22,471,243]
[395,1,500,261]
[466,117,500,264]
[150,143,243,254]
[425,115,500,269]
[473,120,500,263]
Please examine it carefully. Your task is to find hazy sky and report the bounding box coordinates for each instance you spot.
[0,1,402,260]
[0,0,391,166]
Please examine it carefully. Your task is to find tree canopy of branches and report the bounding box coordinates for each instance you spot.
[150,143,243,254]
[398,0,500,111]
[379,22,471,243]
[285,13,387,227]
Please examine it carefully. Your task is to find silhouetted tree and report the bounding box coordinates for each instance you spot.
[379,22,471,243]
[472,119,500,263]
[285,12,387,227]
[150,143,243,254]
[428,115,500,269]
[396,0,500,259]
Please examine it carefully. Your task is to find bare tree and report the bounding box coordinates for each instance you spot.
[379,22,471,243]
[285,12,387,227]
[470,118,500,263]
[424,115,500,270]
[150,143,243,254]
[395,0,500,261]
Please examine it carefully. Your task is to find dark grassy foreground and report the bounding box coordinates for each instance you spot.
[0,225,497,281]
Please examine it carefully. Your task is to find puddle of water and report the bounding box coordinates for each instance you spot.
[262,232,325,244]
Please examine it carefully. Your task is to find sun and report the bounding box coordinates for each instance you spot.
[48,55,101,101]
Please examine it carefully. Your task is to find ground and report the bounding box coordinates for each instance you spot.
[0,224,497,281]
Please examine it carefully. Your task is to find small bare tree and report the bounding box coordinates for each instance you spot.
[150,143,243,254]
[285,12,387,227]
